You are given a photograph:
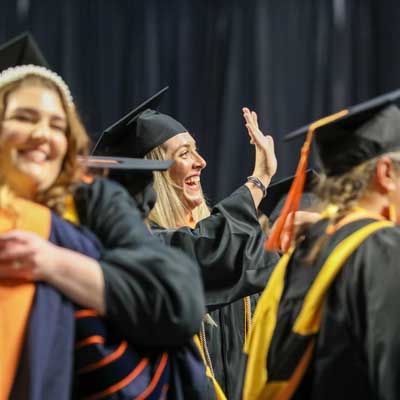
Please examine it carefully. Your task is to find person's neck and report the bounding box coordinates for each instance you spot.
[357,194,388,219]
[10,180,38,200]
[184,211,196,229]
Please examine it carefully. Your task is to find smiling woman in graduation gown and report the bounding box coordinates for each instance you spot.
[7,175,214,400]
[0,56,206,398]
[95,92,280,398]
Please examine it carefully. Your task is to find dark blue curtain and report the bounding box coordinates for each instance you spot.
[1,0,400,202]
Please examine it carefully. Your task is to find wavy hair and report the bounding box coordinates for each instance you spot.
[0,74,89,215]
[299,152,400,264]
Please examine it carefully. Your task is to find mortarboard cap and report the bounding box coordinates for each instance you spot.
[284,89,400,176]
[79,155,173,172]
[259,170,319,225]
[92,86,187,158]
[79,156,174,219]
[266,90,400,251]
[128,109,187,158]
[0,32,49,71]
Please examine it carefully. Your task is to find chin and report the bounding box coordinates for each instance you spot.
[184,197,204,211]
[18,164,58,190]
[18,162,43,177]
[176,185,204,211]
[17,171,51,193]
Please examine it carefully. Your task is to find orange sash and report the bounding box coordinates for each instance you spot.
[0,199,51,400]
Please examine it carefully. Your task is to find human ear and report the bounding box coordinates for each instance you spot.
[376,156,397,192]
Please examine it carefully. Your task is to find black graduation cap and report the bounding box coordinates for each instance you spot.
[0,32,49,71]
[259,170,319,225]
[79,156,173,171]
[284,89,400,176]
[92,86,187,158]
[79,156,174,219]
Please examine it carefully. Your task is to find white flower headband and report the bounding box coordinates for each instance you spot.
[0,64,74,108]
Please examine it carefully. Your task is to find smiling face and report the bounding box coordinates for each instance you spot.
[0,84,68,198]
[162,132,207,211]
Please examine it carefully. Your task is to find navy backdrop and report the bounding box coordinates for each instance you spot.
[1,0,400,203]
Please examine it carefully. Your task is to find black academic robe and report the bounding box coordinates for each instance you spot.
[9,193,210,400]
[73,178,206,347]
[152,185,280,398]
[270,218,400,400]
[204,295,260,398]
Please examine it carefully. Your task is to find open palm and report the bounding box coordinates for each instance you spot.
[243,107,277,181]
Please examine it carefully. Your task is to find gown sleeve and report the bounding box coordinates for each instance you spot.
[348,227,400,400]
[152,185,280,309]
[74,178,205,347]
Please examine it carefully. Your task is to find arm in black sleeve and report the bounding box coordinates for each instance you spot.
[350,228,400,399]
[74,178,205,347]
[152,185,280,309]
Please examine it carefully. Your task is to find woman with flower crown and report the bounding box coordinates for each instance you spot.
[0,63,208,399]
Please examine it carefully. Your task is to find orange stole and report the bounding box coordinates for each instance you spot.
[0,199,51,400]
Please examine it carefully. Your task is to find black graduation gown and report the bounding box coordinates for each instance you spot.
[272,219,400,400]
[9,197,212,400]
[73,177,206,347]
[152,185,280,398]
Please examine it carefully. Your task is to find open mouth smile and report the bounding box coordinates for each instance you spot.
[184,175,201,191]
[18,148,49,164]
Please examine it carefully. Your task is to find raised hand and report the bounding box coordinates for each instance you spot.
[243,107,277,186]
[270,211,321,252]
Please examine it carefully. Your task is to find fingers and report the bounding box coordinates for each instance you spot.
[273,212,320,252]
[242,109,255,131]
[252,111,259,129]
[242,109,277,181]
[0,263,33,280]
[0,245,36,280]
[0,234,35,262]
[294,211,321,225]
[270,217,287,253]
[245,123,257,145]
[0,230,33,247]
[265,134,275,150]
[0,246,34,262]
[0,231,47,281]
[242,108,257,129]
[243,108,262,146]
[280,232,290,253]
[242,107,264,134]
[269,213,294,252]
[243,107,260,126]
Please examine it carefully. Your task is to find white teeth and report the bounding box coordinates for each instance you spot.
[186,176,200,184]
[20,150,47,162]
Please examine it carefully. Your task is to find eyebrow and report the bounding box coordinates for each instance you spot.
[11,107,67,123]
[172,143,191,156]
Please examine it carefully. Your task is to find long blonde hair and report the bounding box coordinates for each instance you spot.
[146,145,216,327]
[145,145,210,228]
[0,74,89,215]
[299,152,400,263]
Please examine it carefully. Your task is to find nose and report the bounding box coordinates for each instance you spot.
[31,122,50,142]
[193,151,207,170]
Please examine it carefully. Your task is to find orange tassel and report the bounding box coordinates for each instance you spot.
[266,109,348,252]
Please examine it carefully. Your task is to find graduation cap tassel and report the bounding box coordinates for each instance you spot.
[265,109,348,252]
